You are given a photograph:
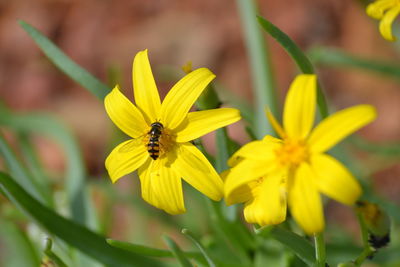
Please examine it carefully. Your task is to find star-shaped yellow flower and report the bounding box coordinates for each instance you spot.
[367,0,400,41]
[105,49,241,214]
[224,74,377,234]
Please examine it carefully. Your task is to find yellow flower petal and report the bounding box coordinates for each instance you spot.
[171,142,223,201]
[224,159,275,205]
[138,159,158,206]
[311,154,361,205]
[227,138,280,167]
[105,139,149,183]
[175,108,241,143]
[265,108,286,139]
[160,68,215,130]
[138,158,185,214]
[243,169,287,226]
[283,75,317,140]
[132,49,162,123]
[379,5,400,41]
[367,0,397,19]
[288,163,324,234]
[308,105,377,153]
[104,85,148,138]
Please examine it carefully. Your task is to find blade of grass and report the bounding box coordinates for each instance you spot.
[0,105,93,227]
[0,172,163,267]
[0,133,51,206]
[162,235,193,267]
[19,20,110,100]
[309,47,400,81]
[17,133,52,200]
[256,226,315,266]
[257,16,329,119]
[236,0,277,138]
[349,136,400,157]
[0,220,41,267]
[43,238,68,267]
[182,229,216,267]
[107,239,203,260]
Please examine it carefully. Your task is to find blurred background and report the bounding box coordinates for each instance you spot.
[0,0,399,266]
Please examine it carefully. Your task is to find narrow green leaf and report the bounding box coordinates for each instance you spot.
[309,47,400,80]
[0,133,51,206]
[182,229,216,267]
[236,0,277,138]
[43,238,68,267]
[17,133,51,195]
[0,105,94,228]
[107,239,173,257]
[107,239,204,260]
[0,172,163,267]
[0,220,40,267]
[256,226,315,266]
[163,235,193,267]
[257,15,329,119]
[350,136,400,157]
[207,201,254,266]
[19,20,110,100]
[215,128,231,173]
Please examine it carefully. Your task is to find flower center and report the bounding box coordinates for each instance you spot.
[142,122,175,160]
[275,139,309,167]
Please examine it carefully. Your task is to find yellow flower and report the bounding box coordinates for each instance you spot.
[224,74,377,234]
[105,49,241,214]
[366,0,400,41]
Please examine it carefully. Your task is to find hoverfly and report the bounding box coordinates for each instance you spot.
[147,122,164,160]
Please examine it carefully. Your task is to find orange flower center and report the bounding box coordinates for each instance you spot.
[275,139,309,167]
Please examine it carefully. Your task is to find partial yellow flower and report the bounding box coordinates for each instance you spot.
[105,49,241,214]
[367,0,400,41]
[224,74,377,234]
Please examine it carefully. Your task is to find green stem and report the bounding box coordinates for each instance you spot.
[353,211,375,267]
[354,247,374,267]
[236,0,277,138]
[314,232,326,267]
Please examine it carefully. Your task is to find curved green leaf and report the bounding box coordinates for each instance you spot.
[256,226,315,266]
[163,235,193,267]
[107,239,203,260]
[0,172,163,267]
[350,136,400,157]
[257,15,328,119]
[0,220,40,267]
[309,47,400,80]
[19,20,110,100]
[0,133,51,206]
[182,229,216,267]
[0,105,91,227]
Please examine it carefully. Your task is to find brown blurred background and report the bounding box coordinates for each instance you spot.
[0,0,399,235]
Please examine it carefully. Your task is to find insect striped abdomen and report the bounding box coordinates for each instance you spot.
[148,122,163,160]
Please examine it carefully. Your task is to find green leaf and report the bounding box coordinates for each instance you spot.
[107,239,204,260]
[0,172,163,267]
[309,47,400,80]
[236,0,277,138]
[19,20,110,100]
[43,238,69,267]
[0,105,92,227]
[17,133,52,198]
[256,226,315,266]
[182,229,216,267]
[0,220,40,267]
[0,133,51,206]
[257,16,329,119]
[163,235,193,267]
[349,136,400,157]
